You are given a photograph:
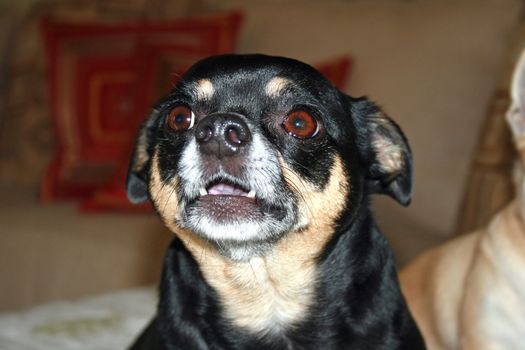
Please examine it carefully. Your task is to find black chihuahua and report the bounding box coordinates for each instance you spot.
[126,54,426,350]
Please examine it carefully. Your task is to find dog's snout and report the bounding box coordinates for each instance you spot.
[195,114,251,158]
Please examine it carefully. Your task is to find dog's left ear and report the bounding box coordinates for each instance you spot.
[126,109,159,204]
[351,97,413,206]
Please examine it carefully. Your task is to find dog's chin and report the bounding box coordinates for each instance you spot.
[180,194,295,260]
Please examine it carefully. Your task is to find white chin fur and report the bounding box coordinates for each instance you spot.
[184,213,286,243]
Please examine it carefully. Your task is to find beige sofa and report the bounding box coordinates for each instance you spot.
[0,0,523,311]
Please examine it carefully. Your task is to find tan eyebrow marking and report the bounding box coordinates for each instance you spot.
[195,79,215,101]
[265,77,292,97]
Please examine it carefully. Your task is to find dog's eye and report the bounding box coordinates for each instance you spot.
[282,110,319,139]
[167,105,195,131]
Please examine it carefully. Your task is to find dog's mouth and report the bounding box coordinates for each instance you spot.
[184,177,287,225]
[188,179,261,222]
[178,175,295,259]
[201,181,256,202]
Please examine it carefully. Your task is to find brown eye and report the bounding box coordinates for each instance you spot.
[167,105,195,131]
[282,110,319,139]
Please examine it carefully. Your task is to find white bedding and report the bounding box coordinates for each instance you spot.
[0,287,157,350]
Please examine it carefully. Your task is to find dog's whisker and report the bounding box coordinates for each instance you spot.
[288,159,312,174]
[163,187,178,214]
[280,165,316,221]
[169,72,183,88]
[151,173,173,207]
[247,259,261,285]
[158,174,178,215]
[200,239,215,265]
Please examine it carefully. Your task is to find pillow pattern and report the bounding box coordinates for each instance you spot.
[80,56,352,212]
[40,11,243,202]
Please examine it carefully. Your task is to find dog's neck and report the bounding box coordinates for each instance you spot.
[157,201,411,347]
[172,205,351,335]
[161,155,352,335]
[162,203,386,344]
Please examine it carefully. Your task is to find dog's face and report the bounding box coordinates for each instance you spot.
[127,54,412,260]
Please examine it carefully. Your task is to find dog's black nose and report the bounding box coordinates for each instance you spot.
[195,113,252,158]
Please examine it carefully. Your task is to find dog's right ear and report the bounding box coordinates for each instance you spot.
[126,109,159,204]
[507,49,525,146]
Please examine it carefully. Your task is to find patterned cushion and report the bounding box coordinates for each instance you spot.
[40,11,243,201]
[80,56,352,212]
[316,57,352,91]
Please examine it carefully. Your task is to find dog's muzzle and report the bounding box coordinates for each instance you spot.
[175,112,298,255]
[189,113,266,224]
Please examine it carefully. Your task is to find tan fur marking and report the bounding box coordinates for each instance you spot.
[265,77,292,97]
[195,79,215,101]
[150,151,179,221]
[372,137,403,173]
[133,131,150,172]
[370,117,404,174]
[150,152,349,334]
[277,155,349,260]
[149,150,213,254]
[133,110,159,172]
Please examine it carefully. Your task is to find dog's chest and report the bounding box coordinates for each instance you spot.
[200,254,316,334]
[467,204,525,344]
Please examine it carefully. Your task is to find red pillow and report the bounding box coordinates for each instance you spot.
[316,56,352,90]
[40,11,243,202]
[80,56,352,213]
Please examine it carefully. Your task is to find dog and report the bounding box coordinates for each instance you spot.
[399,50,525,350]
[126,54,426,349]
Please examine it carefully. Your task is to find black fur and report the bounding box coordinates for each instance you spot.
[127,54,425,349]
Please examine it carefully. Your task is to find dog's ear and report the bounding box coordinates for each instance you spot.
[507,49,525,218]
[126,109,159,204]
[507,50,525,146]
[351,97,413,206]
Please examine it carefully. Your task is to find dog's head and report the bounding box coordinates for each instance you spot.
[127,54,412,260]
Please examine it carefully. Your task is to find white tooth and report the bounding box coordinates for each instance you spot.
[199,188,207,196]
[247,189,256,198]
